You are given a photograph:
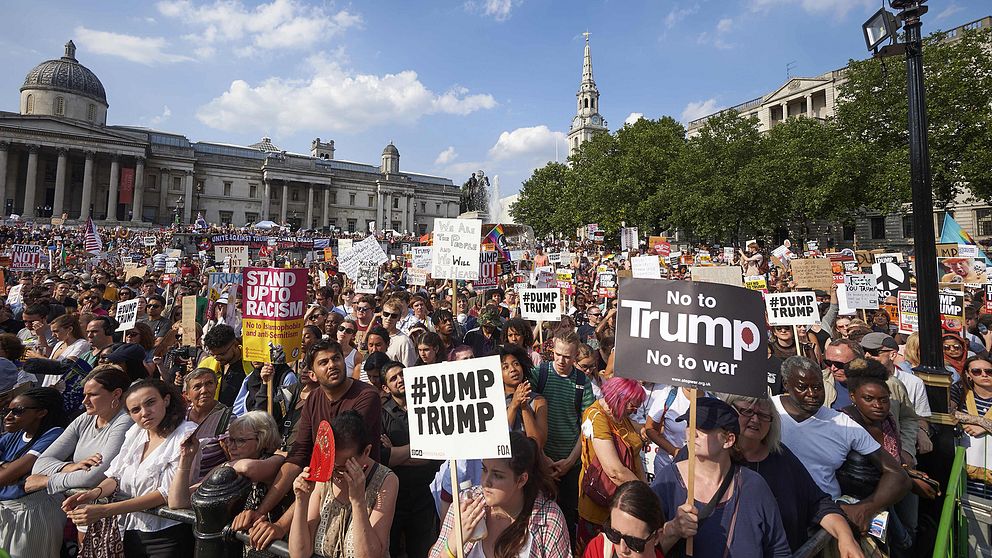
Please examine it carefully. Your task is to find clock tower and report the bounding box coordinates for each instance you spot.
[568,33,608,158]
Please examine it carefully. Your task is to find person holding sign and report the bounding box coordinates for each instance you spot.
[289,410,398,558]
[428,431,571,558]
[653,397,791,557]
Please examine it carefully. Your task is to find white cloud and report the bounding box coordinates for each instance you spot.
[74,27,193,65]
[435,146,458,166]
[749,0,874,17]
[664,5,698,28]
[624,112,644,125]
[716,18,733,33]
[937,3,964,20]
[681,99,721,123]
[157,0,361,57]
[196,54,496,135]
[488,125,566,161]
[465,0,521,21]
[697,18,735,50]
[147,105,172,126]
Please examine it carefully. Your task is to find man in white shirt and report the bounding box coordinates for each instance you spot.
[381,297,417,367]
[773,355,910,534]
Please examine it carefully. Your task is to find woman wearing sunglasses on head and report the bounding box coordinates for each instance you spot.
[582,481,665,558]
[337,317,365,381]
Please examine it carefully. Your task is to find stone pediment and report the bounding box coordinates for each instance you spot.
[0,113,148,149]
[764,77,831,103]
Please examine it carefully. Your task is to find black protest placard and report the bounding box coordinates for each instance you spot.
[614,278,767,397]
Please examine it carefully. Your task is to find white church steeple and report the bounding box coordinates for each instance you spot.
[568,32,608,157]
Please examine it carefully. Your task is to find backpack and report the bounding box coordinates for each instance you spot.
[534,361,588,425]
[757,253,771,275]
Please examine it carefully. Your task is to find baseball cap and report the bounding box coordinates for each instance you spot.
[676,397,741,435]
[861,332,898,352]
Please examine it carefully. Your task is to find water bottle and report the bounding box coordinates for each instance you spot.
[458,480,488,542]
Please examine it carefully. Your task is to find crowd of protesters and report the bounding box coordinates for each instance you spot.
[0,220,981,558]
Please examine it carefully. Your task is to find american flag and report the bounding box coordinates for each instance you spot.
[83,217,103,254]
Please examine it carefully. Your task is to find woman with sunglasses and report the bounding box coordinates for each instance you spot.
[429,431,569,558]
[768,324,819,364]
[337,317,365,381]
[306,306,330,331]
[78,290,108,317]
[0,387,66,557]
[725,393,861,557]
[582,481,665,558]
[951,355,992,497]
[943,333,970,382]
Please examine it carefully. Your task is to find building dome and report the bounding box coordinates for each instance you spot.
[249,136,282,153]
[21,41,107,104]
[382,142,399,157]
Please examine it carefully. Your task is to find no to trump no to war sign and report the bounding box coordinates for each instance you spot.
[614,278,767,397]
[406,355,512,460]
[520,288,562,322]
[431,218,482,280]
[242,268,307,364]
[764,292,821,326]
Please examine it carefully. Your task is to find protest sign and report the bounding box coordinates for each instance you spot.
[11,245,41,272]
[631,255,662,279]
[614,278,767,397]
[406,356,512,460]
[985,284,992,315]
[407,268,428,286]
[323,248,334,262]
[354,261,380,294]
[338,238,353,257]
[597,270,617,298]
[520,288,562,321]
[844,274,879,310]
[165,257,178,274]
[898,291,918,334]
[936,243,959,258]
[765,292,821,326]
[123,261,139,272]
[207,272,241,319]
[872,262,911,300]
[339,236,387,278]
[620,227,638,252]
[873,252,903,264]
[744,275,768,293]
[142,236,156,247]
[790,259,833,292]
[114,299,139,332]
[940,288,966,333]
[828,253,857,284]
[431,218,482,280]
[215,245,249,269]
[476,251,500,291]
[836,284,856,316]
[958,244,980,259]
[411,246,433,270]
[547,252,563,266]
[690,266,743,287]
[556,268,575,295]
[939,257,987,284]
[241,268,308,363]
[534,270,556,289]
[648,236,667,254]
[182,296,198,343]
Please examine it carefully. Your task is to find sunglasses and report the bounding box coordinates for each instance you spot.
[356,306,371,313]
[338,326,356,335]
[147,304,162,309]
[602,525,652,553]
[381,311,400,319]
[823,358,848,369]
[3,406,40,417]
[943,344,963,351]
[970,368,992,377]
[735,406,773,422]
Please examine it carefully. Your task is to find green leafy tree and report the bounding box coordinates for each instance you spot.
[510,162,573,238]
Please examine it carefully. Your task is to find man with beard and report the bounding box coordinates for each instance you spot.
[772,356,910,534]
[231,339,382,551]
[380,361,442,558]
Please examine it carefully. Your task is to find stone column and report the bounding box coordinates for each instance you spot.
[306,183,314,229]
[407,195,414,233]
[80,151,95,220]
[0,142,10,218]
[322,182,331,228]
[23,145,39,218]
[53,148,68,217]
[106,156,120,221]
[781,101,788,121]
[159,169,170,224]
[806,94,814,118]
[280,182,288,223]
[375,191,382,229]
[183,171,194,223]
[262,179,271,219]
[131,157,145,222]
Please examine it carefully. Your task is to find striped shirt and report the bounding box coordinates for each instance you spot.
[528,363,596,461]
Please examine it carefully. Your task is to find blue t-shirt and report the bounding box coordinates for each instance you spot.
[0,427,64,501]
[651,463,791,558]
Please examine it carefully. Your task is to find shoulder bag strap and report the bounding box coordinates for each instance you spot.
[723,469,743,558]
[697,464,737,521]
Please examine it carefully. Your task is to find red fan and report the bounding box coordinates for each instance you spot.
[306,420,336,482]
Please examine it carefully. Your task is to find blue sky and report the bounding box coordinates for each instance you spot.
[1,1,987,198]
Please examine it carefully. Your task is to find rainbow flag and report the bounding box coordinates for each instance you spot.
[941,212,991,264]
[484,224,510,261]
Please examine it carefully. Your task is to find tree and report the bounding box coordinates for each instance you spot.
[834,26,992,205]
[510,162,573,238]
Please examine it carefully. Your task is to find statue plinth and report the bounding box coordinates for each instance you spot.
[458,210,488,221]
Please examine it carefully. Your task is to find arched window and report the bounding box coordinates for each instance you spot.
[25,94,34,114]
[54,96,65,116]
[87,104,96,121]
[584,98,589,109]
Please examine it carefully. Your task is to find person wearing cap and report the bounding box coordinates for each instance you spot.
[463,305,502,358]
[653,397,791,557]
[773,356,910,535]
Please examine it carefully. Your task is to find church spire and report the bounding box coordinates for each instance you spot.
[582,32,594,86]
[568,32,607,158]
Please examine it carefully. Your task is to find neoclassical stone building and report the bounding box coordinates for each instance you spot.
[0,40,461,232]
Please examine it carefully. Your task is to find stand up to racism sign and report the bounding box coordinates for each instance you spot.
[242,268,307,364]
[614,278,767,397]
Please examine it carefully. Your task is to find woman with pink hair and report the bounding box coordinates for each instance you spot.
[576,377,647,552]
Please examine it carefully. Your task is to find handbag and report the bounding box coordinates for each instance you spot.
[836,450,881,500]
[80,515,124,558]
[582,409,636,507]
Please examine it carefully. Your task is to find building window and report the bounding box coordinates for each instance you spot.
[172,177,182,191]
[842,223,855,241]
[902,215,914,238]
[421,202,426,213]
[870,216,886,239]
[270,188,278,200]
[419,223,427,235]
[436,203,441,214]
[147,174,157,190]
[245,212,259,223]
[368,194,375,207]
[349,193,355,206]
[219,211,233,225]
[977,209,992,237]
[937,211,954,235]
[329,192,337,205]
[292,189,300,201]
[223,181,232,197]
[347,219,357,233]
[249,184,257,199]
[392,197,399,209]
[329,219,336,228]
[25,94,34,114]
[87,104,96,122]
[54,97,64,116]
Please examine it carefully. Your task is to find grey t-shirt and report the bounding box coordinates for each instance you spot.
[33,409,133,493]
